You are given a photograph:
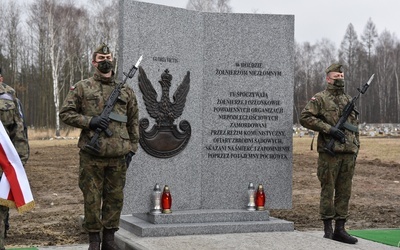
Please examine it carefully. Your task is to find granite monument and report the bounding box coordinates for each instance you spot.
[117,0,294,239]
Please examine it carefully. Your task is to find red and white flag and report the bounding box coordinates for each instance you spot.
[0,120,34,213]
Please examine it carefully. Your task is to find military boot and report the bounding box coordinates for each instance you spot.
[88,232,101,250]
[332,219,358,244]
[323,219,333,239]
[101,228,119,250]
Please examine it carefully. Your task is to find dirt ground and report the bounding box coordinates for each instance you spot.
[5,136,400,247]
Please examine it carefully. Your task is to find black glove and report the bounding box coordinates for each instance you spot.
[89,116,109,130]
[125,151,135,167]
[329,127,345,143]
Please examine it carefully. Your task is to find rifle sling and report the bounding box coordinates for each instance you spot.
[109,112,127,123]
[343,122,359,133]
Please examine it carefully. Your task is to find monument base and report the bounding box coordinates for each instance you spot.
[117,209,294,238]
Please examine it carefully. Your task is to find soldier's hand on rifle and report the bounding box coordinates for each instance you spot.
[329,127,345,143]
[89,116,109,131]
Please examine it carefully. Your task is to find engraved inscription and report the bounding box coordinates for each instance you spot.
[206,85,291,160]
[216,62,282,76]
[152,56,179,63]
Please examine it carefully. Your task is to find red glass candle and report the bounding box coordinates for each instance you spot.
[255,184,265,211]
[161,185,172,214]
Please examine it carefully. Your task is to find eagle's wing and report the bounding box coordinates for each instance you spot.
[171,71,190,118]
[138,66,159,119]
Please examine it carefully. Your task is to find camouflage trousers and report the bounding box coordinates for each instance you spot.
[79,150,127,232]
[317,153,356,221]
[0,205,8,248]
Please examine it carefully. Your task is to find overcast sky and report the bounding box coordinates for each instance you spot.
[136,0,400,48]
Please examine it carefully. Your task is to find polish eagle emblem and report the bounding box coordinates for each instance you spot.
[138,66,191,158]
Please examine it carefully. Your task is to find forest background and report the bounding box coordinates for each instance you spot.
[0,0,399,137]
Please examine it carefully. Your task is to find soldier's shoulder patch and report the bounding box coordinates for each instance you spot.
[310,92,324,102]
[70,83,81,91]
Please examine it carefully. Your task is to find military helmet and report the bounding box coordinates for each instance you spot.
[325,63,343,74]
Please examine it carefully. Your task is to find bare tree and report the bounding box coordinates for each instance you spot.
[359,19,378,121]
[294,41,317,123]
[339,23,361,94]
[46,0,73,136]
[0,1,6,68]
[62,5,89,88]
[215,0,232,12]
[27,0,52,128]
[26,0,86,135]
[4,0,400,129]
[294,38,338,123]
[375,31,396,122]
[186,0,232,12]
[2,1,22,89]
[361,18,378,72]
[83,0,118,72]
[314,38,337,89]
[315,38,337,66]
[394,43,400,122]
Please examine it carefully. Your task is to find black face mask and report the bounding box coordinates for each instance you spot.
[333,79,345,87]
[97,60,113,74]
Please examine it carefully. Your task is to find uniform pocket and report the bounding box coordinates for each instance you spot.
[117,95,127,105]
[84,93,102,115]
[322,106,339,124]
[120,128,130,140]
[85,93,101,103]
[112,92,129,118]
[0,99,16,125]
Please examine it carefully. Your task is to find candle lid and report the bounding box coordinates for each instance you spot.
[153,183,161,191]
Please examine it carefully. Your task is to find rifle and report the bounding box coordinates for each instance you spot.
[85,55,143,154]
[324,74,374,156]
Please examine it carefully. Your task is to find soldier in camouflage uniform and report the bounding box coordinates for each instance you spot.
[59,44,139,250]
[300,63,359,244]
[0,67,30,250]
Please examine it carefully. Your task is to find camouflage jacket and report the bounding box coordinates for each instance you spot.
[59,72,139,157]
[300,84,360,154]
[0,83,29,165]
